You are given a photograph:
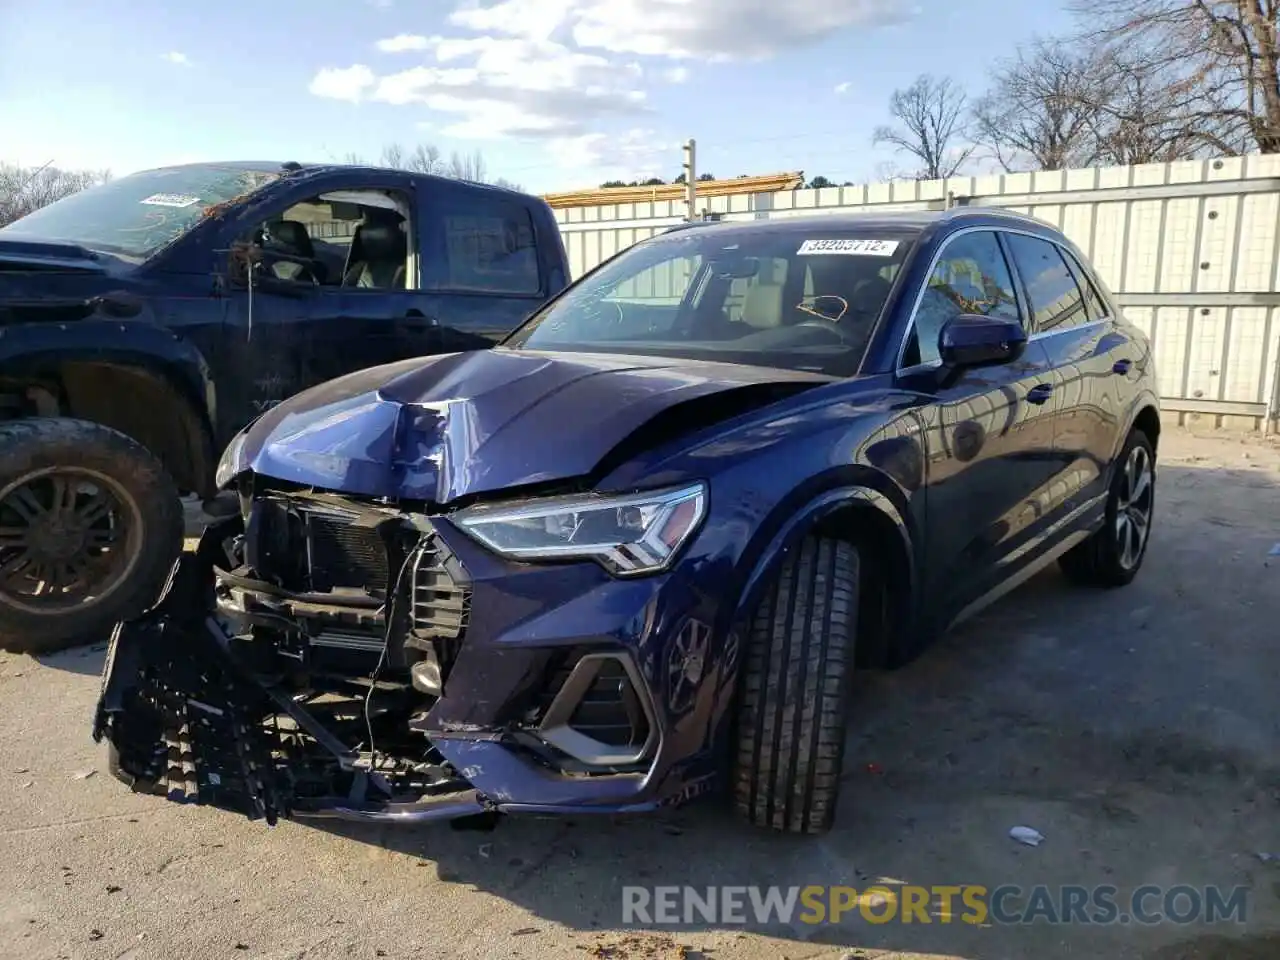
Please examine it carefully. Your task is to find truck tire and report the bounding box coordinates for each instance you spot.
[0,418,184,654]
[732,536,859,834]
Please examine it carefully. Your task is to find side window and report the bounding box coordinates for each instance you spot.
[241,190,413,290]
[1003,234,1089,333]
[904,230,1020,367]
[1061,249,1110,321]
[435,198,541,296]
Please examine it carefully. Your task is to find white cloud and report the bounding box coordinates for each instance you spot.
[448,0,579,42]
[447,0,908,60]
[376,33,431,52]
[314,36,647,138]
[310,0,909,172]
[546,128,675,181]
[160,51,191,66]
[309,64,376,103]
[834,81,851,94]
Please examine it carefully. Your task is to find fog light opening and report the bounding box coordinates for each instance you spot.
[536,653,657,767]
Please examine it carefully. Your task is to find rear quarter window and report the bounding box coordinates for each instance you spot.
[431,195,542,296]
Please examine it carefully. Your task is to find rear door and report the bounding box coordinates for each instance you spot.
[417,184,555,353]
[896,229,1059,620]
[1001,233,1122,517]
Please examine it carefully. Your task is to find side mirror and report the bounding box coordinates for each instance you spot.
[938,314,1027,368]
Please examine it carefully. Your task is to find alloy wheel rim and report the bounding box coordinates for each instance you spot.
[1114,445,1154,571]
[0,467,142,612]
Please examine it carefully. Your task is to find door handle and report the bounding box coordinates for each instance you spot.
[1112,358,1133,375]
[1027,383,1054,405]
[401,310,439,330]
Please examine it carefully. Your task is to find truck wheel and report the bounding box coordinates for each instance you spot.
[732,536,859,834]
[1058,428,1156,588]
[0,419,183,654]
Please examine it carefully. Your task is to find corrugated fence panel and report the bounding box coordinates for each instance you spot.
[550,157,1280,426]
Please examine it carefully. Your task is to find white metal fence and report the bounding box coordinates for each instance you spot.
[552,155,1280,430]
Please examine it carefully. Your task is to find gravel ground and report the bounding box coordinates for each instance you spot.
[2,428,1279,960]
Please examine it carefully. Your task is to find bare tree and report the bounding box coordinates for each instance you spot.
[0,163,112,227]
[1069,0,1279,153]
[972,38,1109,171]
[346,142,522,191]
[873,75,975,180]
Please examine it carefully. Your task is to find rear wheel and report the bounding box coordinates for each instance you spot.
[1059,428,1156,588]
[731,536,859,834]
[0,419,184,654]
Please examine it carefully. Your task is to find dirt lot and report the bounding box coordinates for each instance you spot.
[2,428,1279,960]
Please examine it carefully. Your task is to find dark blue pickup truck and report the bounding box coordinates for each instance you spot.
[0,161,569,652]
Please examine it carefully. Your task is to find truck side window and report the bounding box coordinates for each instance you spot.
[435,198,542,296]
[243,189,415,291]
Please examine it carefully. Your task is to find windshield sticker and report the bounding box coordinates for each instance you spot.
[140,193,201,208]
[797,238,900,256]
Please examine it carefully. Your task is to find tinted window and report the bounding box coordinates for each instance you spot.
[506,229,915,376]
[905,230,1020,367]
[437,199,541,295]
[1004,234,1089,333]
[1060,248,1109,321]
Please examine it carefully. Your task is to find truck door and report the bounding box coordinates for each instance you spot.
[415,182,553,354]
[218,177,442,427]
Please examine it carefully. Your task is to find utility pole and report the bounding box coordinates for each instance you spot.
[682,139,696,221]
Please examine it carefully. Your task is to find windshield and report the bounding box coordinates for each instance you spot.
[0,164,281,260]
[504,226,916,376]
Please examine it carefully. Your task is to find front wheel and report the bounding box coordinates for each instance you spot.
[731,536,859,834]
[1059,428,1156,588]
[0,418,184,654]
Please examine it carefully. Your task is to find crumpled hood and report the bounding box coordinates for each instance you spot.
[234,348,832,503]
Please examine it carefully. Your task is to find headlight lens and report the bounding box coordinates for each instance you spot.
[455,482,707,576]
[214,430,249,489]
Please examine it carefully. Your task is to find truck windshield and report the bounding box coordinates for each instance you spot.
[504,226,916,377]
[0,164,280,260]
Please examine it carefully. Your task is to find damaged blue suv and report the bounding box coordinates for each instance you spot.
[95,209,1161,834]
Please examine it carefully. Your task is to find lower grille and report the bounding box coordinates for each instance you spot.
[566,658,649,749]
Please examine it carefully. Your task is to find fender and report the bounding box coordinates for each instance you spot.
[1108,389,1161,466]
[0,318,216,424]
[0,319,219,495]
[730,474,917,627]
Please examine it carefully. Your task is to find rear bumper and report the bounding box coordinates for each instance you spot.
[93,521,719,825]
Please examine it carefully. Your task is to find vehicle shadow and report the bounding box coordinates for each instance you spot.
[304,461,1280,959]
[35,641,108,677]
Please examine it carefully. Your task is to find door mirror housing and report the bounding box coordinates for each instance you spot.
[938,314,1027,368]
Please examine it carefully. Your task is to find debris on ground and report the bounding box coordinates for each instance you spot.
[478,843,493,858]
[73,769,96,780]
[1010,826,1046,847]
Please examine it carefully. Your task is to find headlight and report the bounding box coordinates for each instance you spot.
[455,482,707,576]
[214,429,249,489]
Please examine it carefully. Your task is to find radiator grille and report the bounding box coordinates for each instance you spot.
[254,497,390,595]
[408,534,471,678]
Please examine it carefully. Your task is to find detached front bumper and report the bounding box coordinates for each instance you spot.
[93,516,719,826]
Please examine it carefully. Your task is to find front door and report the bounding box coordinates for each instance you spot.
[218,181,443,429]
[897,229,1060,620]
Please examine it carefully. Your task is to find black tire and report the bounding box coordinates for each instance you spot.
[0,418,184,654]
[732,536,859,834]
[1059,428,1156,588]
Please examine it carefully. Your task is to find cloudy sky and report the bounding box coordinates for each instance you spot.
[0,0,1074,192]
